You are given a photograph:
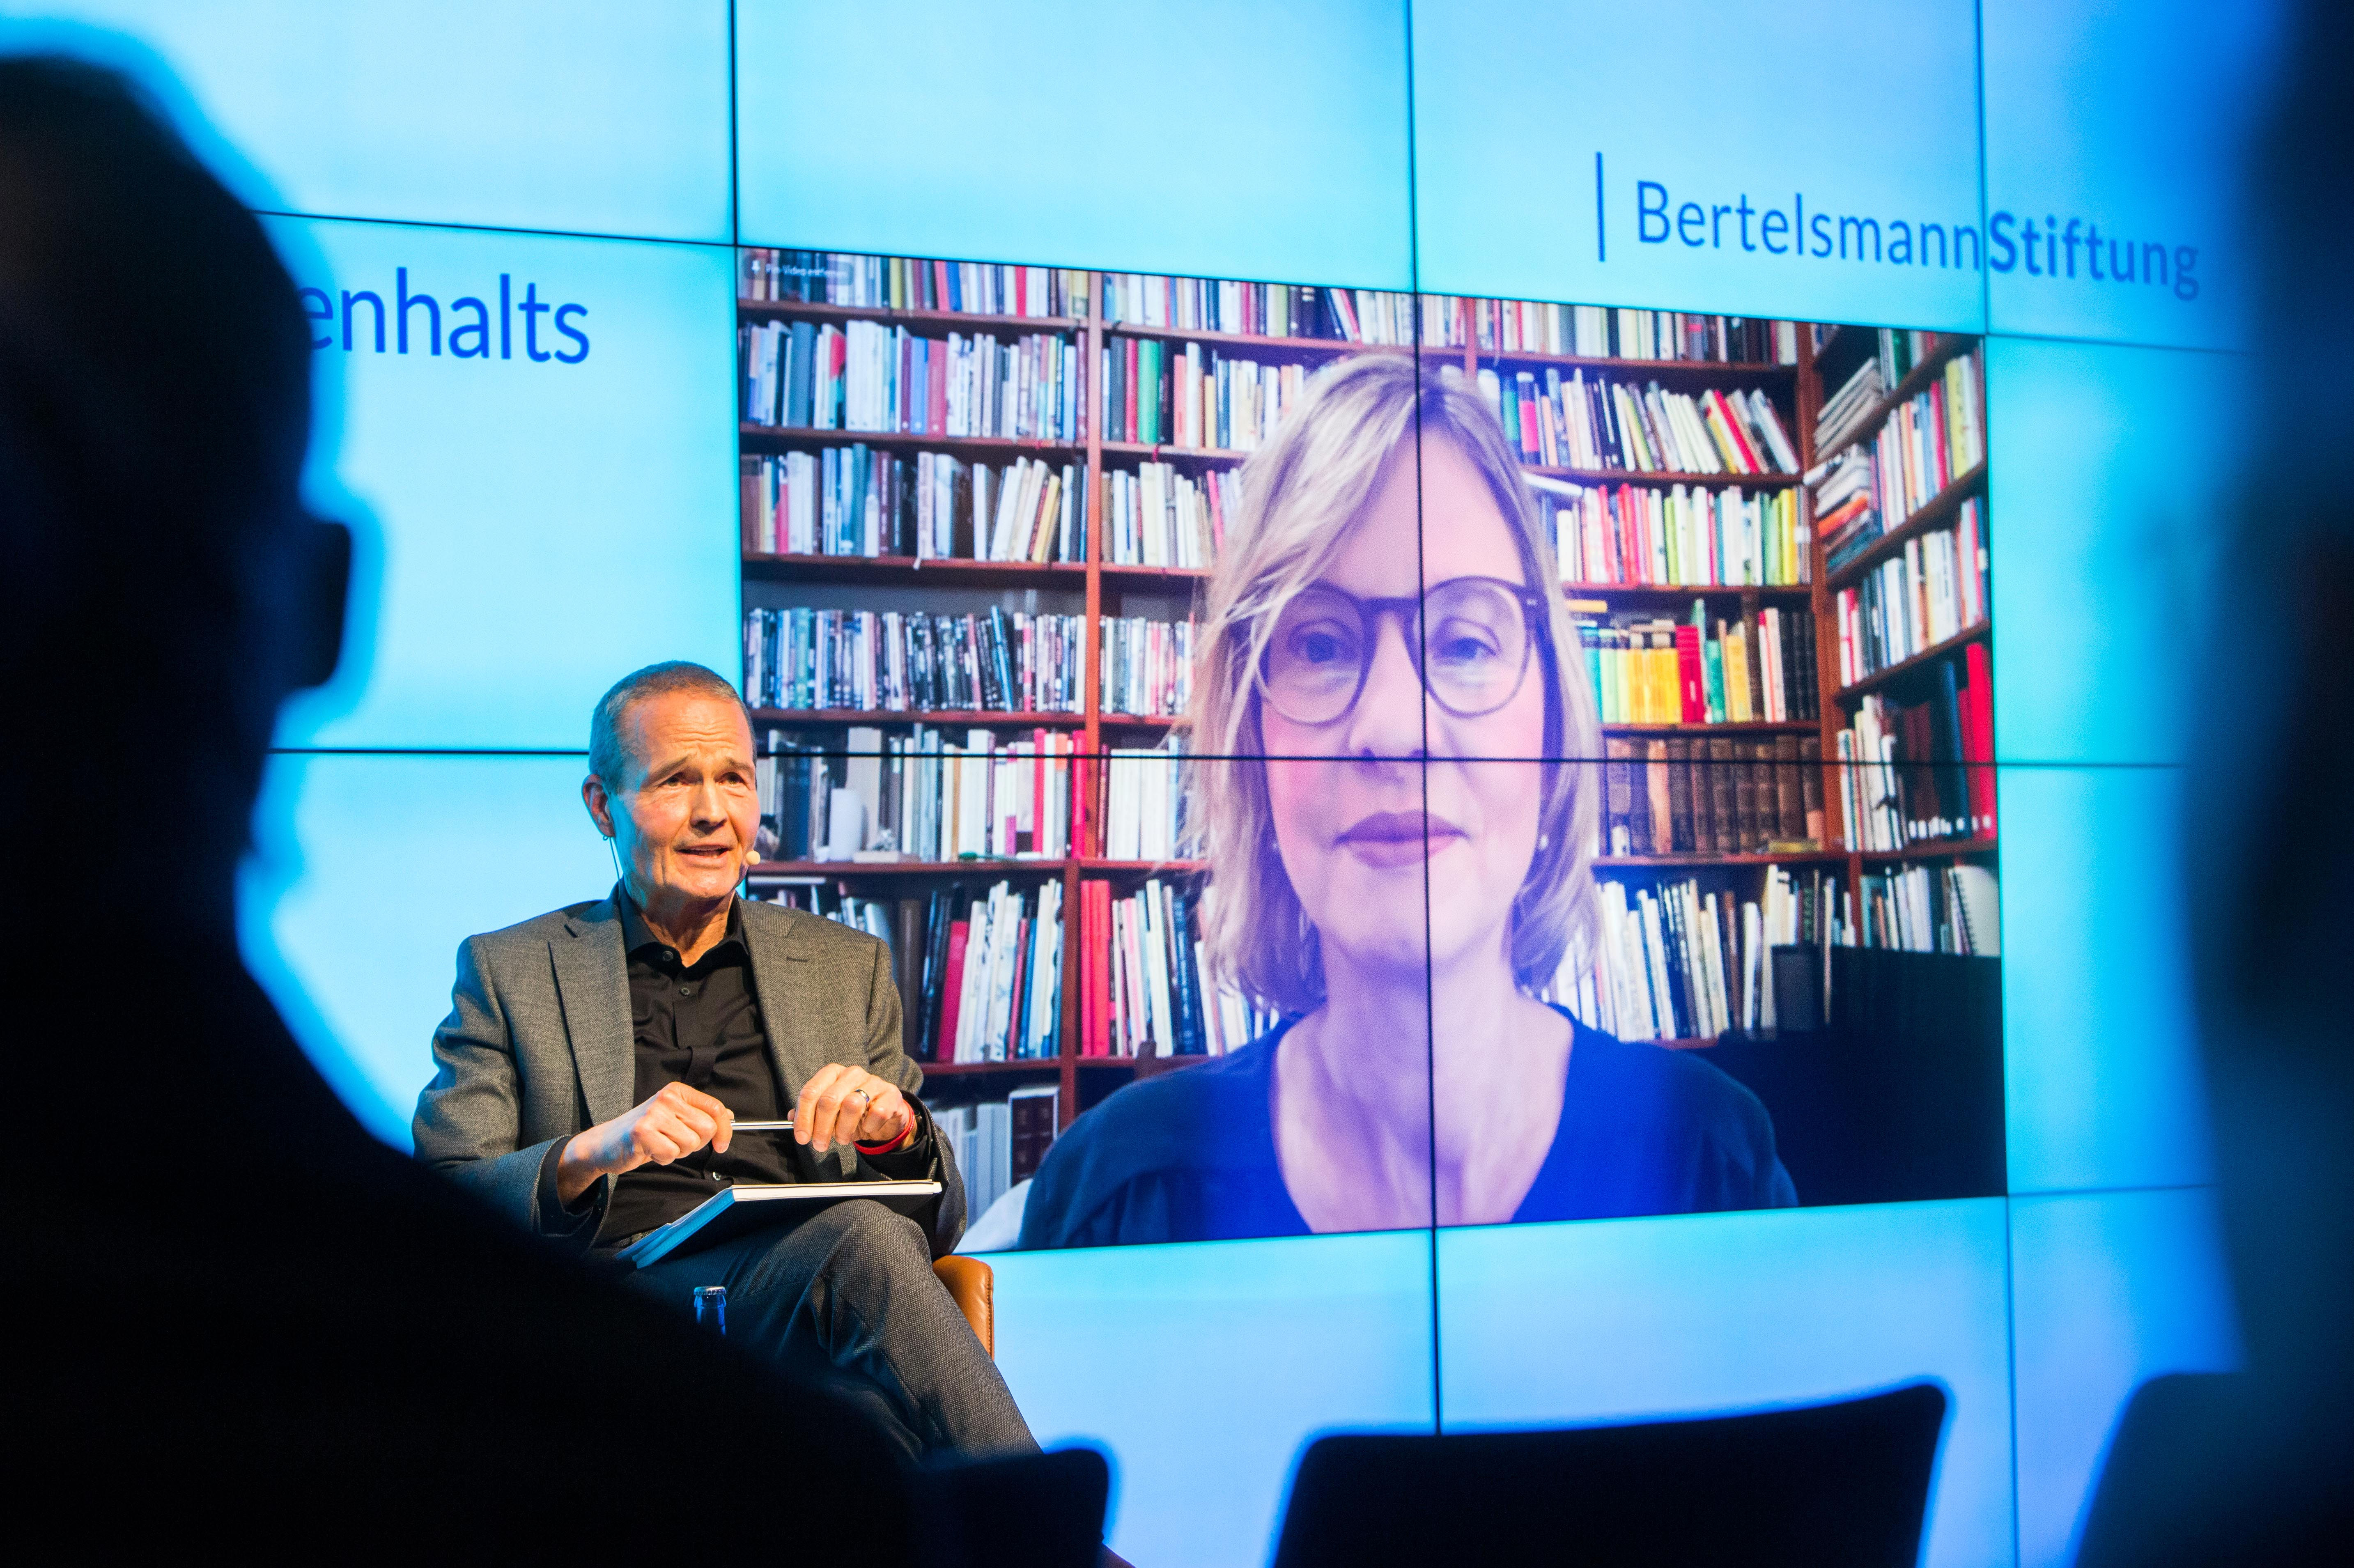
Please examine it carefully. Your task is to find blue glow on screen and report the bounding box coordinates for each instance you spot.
[1980,0,2286,351]
[2008,1189,2239,1568]
[988,1232,1436,1567]
[1410,0,1982,328]
[0,2,733,241]
[268,216,740,751]
[1986,332,2246,769]
[239,753,613,1146]
[734,0,1413,289]
[1436,1201,2015,1568]
[2000,765,2212,1195]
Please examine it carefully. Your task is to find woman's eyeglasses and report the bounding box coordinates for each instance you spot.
[1256,576,1548,726]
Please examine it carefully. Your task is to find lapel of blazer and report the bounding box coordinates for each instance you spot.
[551,896,636,1128]
[744,901,855,1178]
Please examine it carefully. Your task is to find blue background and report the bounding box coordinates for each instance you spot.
[3,2,2276,1561]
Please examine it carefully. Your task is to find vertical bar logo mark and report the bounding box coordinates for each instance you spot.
[1595,152,1607,264]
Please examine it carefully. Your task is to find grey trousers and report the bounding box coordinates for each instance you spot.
[627,1198,1037,1461]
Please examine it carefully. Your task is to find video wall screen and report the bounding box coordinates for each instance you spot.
[730,247,2003,1251]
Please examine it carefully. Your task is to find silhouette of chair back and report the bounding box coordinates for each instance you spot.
[1272,1382,1948,1568]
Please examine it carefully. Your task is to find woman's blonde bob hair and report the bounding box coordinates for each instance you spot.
[1186,353,1603,1017]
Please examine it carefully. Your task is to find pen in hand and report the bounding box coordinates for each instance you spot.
[728,1119,795,1132]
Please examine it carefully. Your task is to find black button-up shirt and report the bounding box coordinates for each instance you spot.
[555,893,932,1252]
[595,895,792,1248]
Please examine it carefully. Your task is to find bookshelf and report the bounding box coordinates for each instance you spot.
[734,254,1995,1127]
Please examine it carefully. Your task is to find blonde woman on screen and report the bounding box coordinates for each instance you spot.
[1020,356,1793,1249]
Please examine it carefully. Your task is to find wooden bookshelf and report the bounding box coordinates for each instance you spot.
[1804,323,1998,966]
[735,265,1994,1116]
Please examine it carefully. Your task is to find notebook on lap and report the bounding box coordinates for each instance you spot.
[615,1180,944,1268]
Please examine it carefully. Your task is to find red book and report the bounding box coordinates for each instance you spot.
[1674,625,1706,723]
[1964,641,1998,837]
[937,920,970,1062]
[1086,882,1110,1056]
[928,343,947,434]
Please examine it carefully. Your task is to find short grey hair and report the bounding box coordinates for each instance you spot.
[588,661,749,787]
[1186,354,1603,1015]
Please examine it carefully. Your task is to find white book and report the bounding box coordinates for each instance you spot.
[616,1180,943,1269]
[952,895,992,1064]
[983,884,1022,1061]
[977,1101,1011,1219]
[1142,882,1175,1057]
[1741,900,1764,1031]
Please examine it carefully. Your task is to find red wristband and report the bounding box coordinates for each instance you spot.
[854,1121,915,1156]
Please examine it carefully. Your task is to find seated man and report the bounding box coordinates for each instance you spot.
[413,659,1033,1460]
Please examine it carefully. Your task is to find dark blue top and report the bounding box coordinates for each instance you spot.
[1017,1009,1797,1250]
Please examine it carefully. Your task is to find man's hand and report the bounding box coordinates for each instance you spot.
[796,1063,912,1154]
[555,1082,733,1205]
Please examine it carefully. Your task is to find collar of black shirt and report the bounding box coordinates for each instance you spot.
[615,885,746,972]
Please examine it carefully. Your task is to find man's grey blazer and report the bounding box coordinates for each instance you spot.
[412,894,965,1257]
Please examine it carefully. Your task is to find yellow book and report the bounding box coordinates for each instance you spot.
[1031,472,1062,563]
[1647,629,1677,724]
[1721,620,1754,723]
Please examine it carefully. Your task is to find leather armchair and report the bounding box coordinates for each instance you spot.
[932,1256,994,1356]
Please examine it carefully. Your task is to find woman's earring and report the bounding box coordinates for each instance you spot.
[1538,833,1551,851]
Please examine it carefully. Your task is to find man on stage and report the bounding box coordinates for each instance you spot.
[414,659,1033,1460]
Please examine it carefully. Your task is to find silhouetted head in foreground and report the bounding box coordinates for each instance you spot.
[0,55,347,930]
[2085,1,2354,1561]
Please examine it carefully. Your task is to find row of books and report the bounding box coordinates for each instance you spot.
[1427,299,1800,365]
[1102,337,1314,453]
[1814,351,1985,572]
[1541,479,1807,590]
[1578,604,1818,727]
[740,318,1084,443]
[1832,500,1988,682]
[1095,746,1185,863]
[1835,646,1997,848]
[736,251,1802,374]
[1077,880,1268,1058]
[1098,272,1365,340]
[743,606,1086,716]
[740,248,1085,319]
[1575,865,1839,1043]
[739,447,1090,565]
[937,1087,1060,1223]
[1814,328,1959,455]
[753,726,1077,864]
[1105,461,1236,569]
[940,879,1066,1063]
[1874,351,1985,522]
[1603,734,1825,856]
[1102,616,1196,719]
[1858,863,1999,955]
[1470,366,1799,478]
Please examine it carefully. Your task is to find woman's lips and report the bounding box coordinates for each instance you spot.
[1336,811,1465,870]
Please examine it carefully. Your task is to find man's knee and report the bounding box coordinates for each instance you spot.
[810,1199,935,1294]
